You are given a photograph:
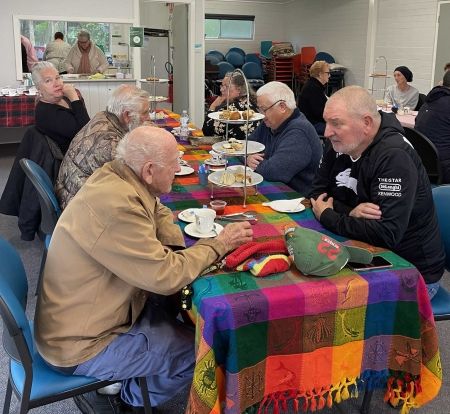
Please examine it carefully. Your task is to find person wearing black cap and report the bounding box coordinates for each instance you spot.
[386,66,419,109]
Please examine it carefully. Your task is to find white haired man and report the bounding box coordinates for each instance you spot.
[56,84,151,209]
[309,86,445,298]
[246,81,322,195]
[35,126,253,412]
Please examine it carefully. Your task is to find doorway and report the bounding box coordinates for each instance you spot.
[433,1,450,86]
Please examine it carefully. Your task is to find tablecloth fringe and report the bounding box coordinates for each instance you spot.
[255,376,359,414]
[251,372,420,414]
[384,375,420,414]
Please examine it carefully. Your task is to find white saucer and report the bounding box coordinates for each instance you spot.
[175,166,195,176]
[184,222,223,238]
[204,158,227,167]
[178,208,198,223]
[262,198,306,213]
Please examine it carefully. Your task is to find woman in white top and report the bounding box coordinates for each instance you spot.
[386,66,419,109]
[44,32,71,73]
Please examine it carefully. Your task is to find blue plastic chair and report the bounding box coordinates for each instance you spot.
[19,159,61,295]
[242,62,265,90]
[431,185,450,320]
[244,53,262,67]
[225,51,245,68]
[217,61,235,79]
[0,237,153,413]
[206,50,225,62]
[228,47,245,57]
[242,62,263,80]
[205,54,221,66]
[314,51,335,63]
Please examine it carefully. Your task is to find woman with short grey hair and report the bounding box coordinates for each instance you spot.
[32,61,90,154]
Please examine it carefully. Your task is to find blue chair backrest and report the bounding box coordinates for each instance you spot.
[432,185,450,270]
[245,53,262,66]
[206,50,225,62]
[228,47,246,57]
[242,62,263,80]
[315,51,335,64]
[0,238,34,360]
[225,51,245,68]
[217,61,235,79]
[20,159,61,235]
[206,55,221,65]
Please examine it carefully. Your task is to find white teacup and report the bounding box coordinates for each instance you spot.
[1,88,10,95]
[404,106,411,115]
[8,89,17,96]
[209,150,223,164]
[16,87,26,95]
[194,208,216,234]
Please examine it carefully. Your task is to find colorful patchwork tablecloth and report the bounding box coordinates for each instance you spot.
[161,146,441,414]
[0,94,36,127]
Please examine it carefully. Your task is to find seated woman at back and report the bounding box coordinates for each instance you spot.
[202,72,259,140]
[298,60,330,135]
[32,62,90,154]
[386,66,419,110]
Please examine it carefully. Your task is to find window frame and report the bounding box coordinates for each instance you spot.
[205,14,255,40]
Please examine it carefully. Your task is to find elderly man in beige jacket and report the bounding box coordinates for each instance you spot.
[35,126,253,412]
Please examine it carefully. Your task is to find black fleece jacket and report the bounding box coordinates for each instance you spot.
[310,112,445,283]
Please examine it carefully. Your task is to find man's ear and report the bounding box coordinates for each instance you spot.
[121,110,131,126]
[362,114,374,132]
[141,161,153,185]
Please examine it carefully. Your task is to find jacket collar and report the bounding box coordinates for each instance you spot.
[272,108,301,134]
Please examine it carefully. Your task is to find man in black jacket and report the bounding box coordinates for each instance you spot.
[415,71,450,183]
[309,86,445,298]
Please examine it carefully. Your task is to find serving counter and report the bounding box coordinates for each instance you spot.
[66,78,137,118]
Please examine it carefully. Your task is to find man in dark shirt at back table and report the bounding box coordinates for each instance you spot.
[415,70,450,183]
[309,86,445,299]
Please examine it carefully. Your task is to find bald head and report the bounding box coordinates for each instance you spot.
[327,86,380,121]
[116,126,177,175]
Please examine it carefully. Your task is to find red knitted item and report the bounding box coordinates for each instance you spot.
[225,239,288,268]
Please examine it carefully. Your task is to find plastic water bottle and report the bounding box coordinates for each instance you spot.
[180,110,189,139]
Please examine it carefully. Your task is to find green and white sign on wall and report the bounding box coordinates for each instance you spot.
[129,27,144,47]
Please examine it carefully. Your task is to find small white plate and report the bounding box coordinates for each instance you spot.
[175,165,195,176]
[212,140,265,156]
[208,111,264,124]
[178,208,198,223]
[204,158,227,166]
[184,222,223,239]
[171,127,196,135]
[140,78,169,83]
[208,165,263,188]
[262,198,306,213]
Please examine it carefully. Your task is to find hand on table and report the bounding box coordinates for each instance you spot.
[63,84,79,101]
[349,202,382,220]
[247,153,264,170]
[216,221,253,251]
[310,193,334,220]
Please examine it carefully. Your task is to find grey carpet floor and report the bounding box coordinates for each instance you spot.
[0,146,449,413]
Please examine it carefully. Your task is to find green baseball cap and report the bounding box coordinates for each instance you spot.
[285,226,373,276]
